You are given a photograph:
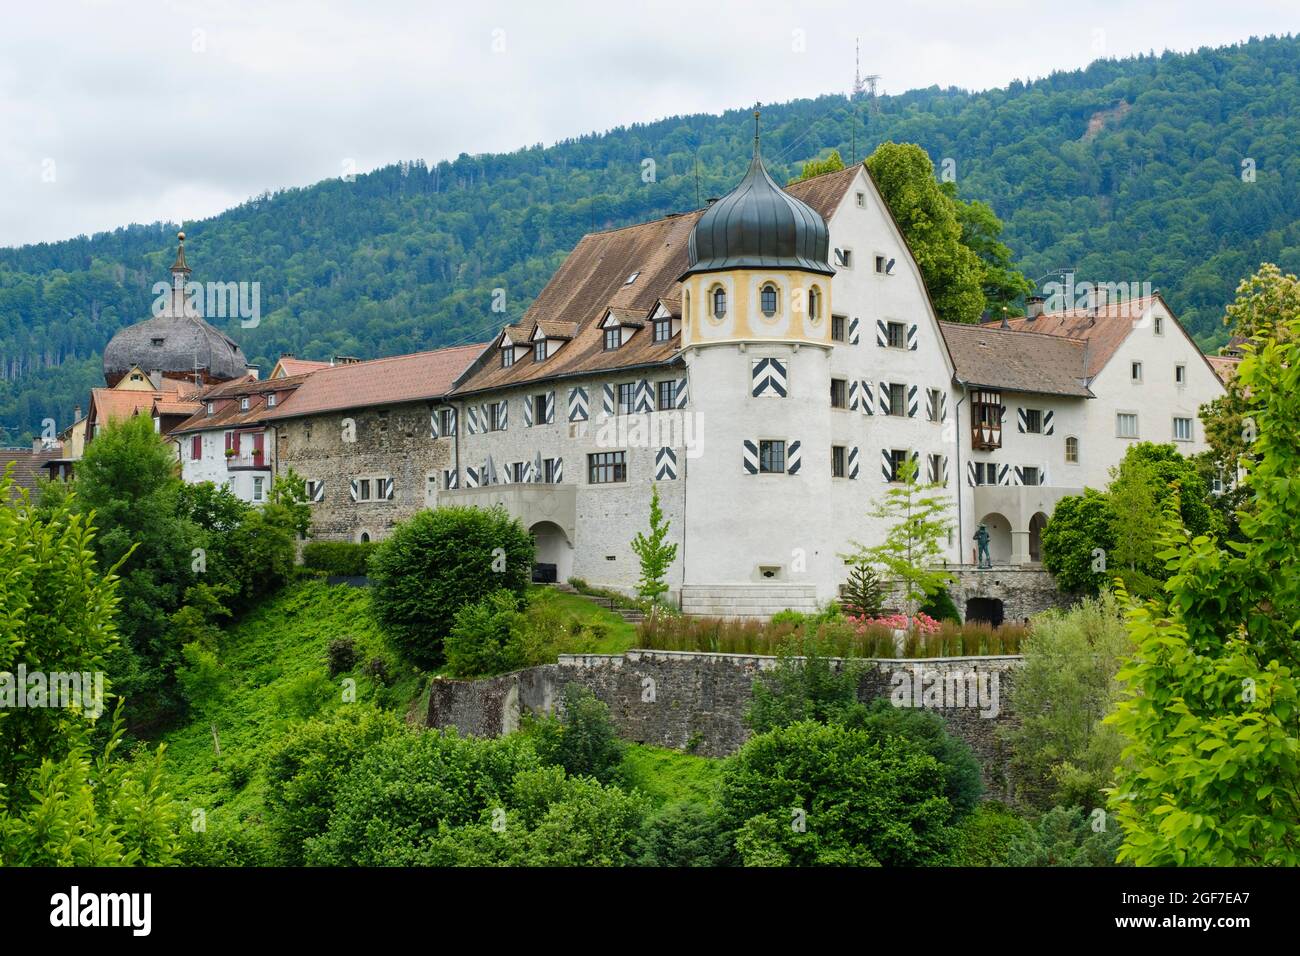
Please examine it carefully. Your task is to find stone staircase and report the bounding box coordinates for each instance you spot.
[545,582,645,624]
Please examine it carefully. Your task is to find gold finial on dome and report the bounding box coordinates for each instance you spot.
[171,229,190,274]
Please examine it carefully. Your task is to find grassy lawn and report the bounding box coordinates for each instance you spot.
[537,587,639,654]
[620,743,725,807]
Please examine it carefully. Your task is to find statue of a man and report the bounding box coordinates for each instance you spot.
[974,523,991,568]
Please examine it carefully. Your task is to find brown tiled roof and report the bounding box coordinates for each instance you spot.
[1208,354,1241,384]
[449,164,865,397]
[155,400,202,416]
[89,388,159,425]
[172,373,319,434]
[534,320,578,340]
[275,357,333,376]
[1001,293,1220,383]
[1,448,60,499]
[263,343,486,420]
[940,322,1093,397]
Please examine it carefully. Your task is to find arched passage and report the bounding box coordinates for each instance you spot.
[976,512,1012,566]
[965,597,1005,627]
[1028,512,1049,563]
[530,520,573,584]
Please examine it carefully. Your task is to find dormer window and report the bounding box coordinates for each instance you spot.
[712,287,727,319]
[240,397,250,411]
[625,272,640,285]
[206,402,214,416]
[653,317,672,343]
[534,341,546,362]
[604,327,621,351]
[267,393,277,407]
[760,284,778,317]
[502,347,514,368]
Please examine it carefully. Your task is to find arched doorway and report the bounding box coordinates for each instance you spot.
[530,520,573,584]
[965,597,1005,627]
[975,512,1012,565]
[1028,512,1049,563]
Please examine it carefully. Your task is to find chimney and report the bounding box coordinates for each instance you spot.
[245,364,260,380]
[332,355,361,366]
[74,404,82,422]
[148,368,163,389]
[1026,294,1045,320]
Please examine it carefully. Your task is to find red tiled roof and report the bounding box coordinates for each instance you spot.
[275,357,333,377]
[1208,354,1241,384]
[89,388,159,424]
[262,343,487,419]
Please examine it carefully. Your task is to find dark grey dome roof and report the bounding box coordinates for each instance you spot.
[103,314,248,384]
[682,144,833,280]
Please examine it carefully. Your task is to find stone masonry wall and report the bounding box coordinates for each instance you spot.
[428,650,1021,792]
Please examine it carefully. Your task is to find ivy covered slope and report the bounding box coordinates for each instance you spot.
[4,35,1300,440]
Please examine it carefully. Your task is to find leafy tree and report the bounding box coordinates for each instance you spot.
[845,455,953,624]
[0,471,124,789]
[532,685,626,785]
[1041,489,1115,595]
[444,589,527,678]
[368,505,534,668]
[1105,456,1164,596]
[633,801,737,867]
[719,720,955,866]
[943,186,1034,317]
[73,413,200,718]
[789,149,845,184]
[866,143,985,323]
[269,466,312,538]
[630,483,677,605]
[747,634,862,734]
[1001,595,1132,811]
[1106,312,1300,866]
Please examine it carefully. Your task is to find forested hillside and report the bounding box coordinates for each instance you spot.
[2,34,1298,442]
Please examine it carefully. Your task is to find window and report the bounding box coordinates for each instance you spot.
[1022,467,1040,487]
[1065,436,1079,463]
[617,383,636,414]
[760,284,778,317]
[151,337,164,347]
[831,445,846,478]
[759,440,785,474]
[653,318,671,342]
[1173,416,1193,442]
[543,458,559,483]
[972,462,993,486]
[206,402,214,416]
[830,378,848,409]
[489,401,506,431]
[887,321,906,349]
[711,287,727,319]
[831,315,846,342]
[1117,413,1139,438]
[442,469,456,489]
[1175,363,1186,385]
[834,248,853,268]
[603,327,621,351]
[929,454,943,485]
[886,449,908,483]
[875,255,891,274]
[1211,472,1224,495]
[534,341,546,362]
[266,393,276,407]
[808,287,822,321]
[501,347,514,368]
[928,388,943,422]
[1024,409,1043,434]
[971,390,1003,449]
[1154,315,1164,335]
[438,408,454,435]
[358,478,372,501]
[888,383,906,417]
[656,380,675,411]
[359,532,370,543]
[856,191,866,208]
[252,477,264,502]
[588,451,626,484]
[1131,361,1143,383]
[533,394,547,424]
[510,462,526,483]
[190,435,202,460]
[240,397,250,411]
[625,271,640,285]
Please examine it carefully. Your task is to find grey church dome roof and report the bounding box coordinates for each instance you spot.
[102,232,248,385]
[103,314,248,385]
[682,118,833,280]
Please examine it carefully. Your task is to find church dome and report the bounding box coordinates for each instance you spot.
[102,232,249,386]
[103,314,248,386]
[682,118,833,280]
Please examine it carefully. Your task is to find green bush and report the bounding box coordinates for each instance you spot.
[747,635,863,733]
[445,590,527,678]
[1006,805,1126,867]
[262,704,405,864]
[369,506,534,668]
[532,685,626,786]
[919,587,961,624]
[944,802,1032,866]
[634,801,737,867]
[719,720,956,866]
[301,541,378,577]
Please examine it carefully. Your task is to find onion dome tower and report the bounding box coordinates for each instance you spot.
[102,232,248,386]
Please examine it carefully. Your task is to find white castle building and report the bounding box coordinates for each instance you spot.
[164,134,1225,618]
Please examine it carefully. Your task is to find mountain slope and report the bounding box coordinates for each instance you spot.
[3,34,1298,441]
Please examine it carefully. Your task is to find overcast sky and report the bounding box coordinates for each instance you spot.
[0,0,1294,247]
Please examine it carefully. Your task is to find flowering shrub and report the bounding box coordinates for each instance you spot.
[847,612,941,634]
